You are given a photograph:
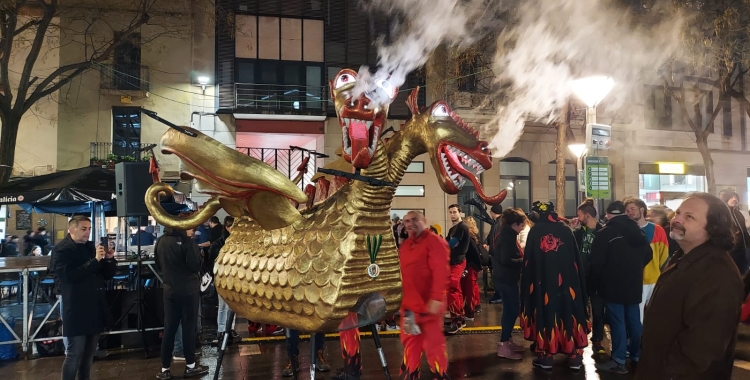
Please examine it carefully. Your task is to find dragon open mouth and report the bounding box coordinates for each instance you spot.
[437,143,506,204]
[340,115,384,158]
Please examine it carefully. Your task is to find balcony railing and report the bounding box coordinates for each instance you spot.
[90,142,154,168]
[99,64,150,92]
[235,84,327,114]
[235,147,320,190]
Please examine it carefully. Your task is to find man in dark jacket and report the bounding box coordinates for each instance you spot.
[572,198,605,354]
[445,204,470,334]
[53,216,116,380]
[492,208,527,360]
[155,227,208,379]
[484,204,503,304]
[590,201,653,374]
[637,193,744,380]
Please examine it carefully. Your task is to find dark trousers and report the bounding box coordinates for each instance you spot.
[590,293,605,343]
[62,334,99,380]
[497,282,519,342]
[286,329,325,357]
[161,292,200,368]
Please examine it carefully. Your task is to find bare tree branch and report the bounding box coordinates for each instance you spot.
[24,9,150,111]
[13,0,56,115]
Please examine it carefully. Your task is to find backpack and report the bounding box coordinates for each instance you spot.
[35,320,64,357]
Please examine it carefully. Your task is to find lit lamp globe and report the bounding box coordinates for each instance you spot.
[570,76,616,107]
[568,143,587,158]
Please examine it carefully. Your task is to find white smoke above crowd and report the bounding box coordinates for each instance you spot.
[358,0,685,157]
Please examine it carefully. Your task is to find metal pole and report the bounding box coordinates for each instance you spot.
[22,268,28,355]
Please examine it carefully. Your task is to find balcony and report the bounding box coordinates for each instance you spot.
[90,142,154,169]
[99,64,150,97]
[235,147,319,190]
[235,84,327,115]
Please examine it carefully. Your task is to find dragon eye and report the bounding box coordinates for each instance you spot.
[432,104,450,117]
[376,79,393,95]
[334,73,356,90]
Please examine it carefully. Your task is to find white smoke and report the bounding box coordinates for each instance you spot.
[485,0,684,157]
[352,0,508,106]
[361,0,685,158]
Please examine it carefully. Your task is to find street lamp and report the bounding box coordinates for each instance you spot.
[570,76,615,214]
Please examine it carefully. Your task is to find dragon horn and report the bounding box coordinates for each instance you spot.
[406,87,420,116]
[145,182,222,229]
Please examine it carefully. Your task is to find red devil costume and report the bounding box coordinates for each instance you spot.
[398,227,451,379]
[520,201,589,370]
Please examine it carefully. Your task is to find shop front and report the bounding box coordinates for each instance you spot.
[639,162,706,210]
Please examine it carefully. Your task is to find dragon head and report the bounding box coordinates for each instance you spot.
[330,69,398,169]
[144,126,308,230]
[398,88,507,205]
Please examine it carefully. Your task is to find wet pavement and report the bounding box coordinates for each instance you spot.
[4,296,750,380]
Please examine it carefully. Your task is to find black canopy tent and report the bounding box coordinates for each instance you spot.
[0,165,189,216]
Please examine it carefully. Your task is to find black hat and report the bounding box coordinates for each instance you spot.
[606,201,626,215]
[490,204,503,214]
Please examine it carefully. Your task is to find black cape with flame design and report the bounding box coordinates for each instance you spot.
[519,212,590,354]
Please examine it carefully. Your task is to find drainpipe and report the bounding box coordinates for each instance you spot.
[190,111,218,126]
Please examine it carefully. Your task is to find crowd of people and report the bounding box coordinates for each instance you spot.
[48,190,750,380]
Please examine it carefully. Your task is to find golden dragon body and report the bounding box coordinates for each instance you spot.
[146,75,506,332]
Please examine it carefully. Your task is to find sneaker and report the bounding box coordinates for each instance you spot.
[184,364,210,377]
[489,298,502,304]
[271,328,286,336]
[568,354,583,371]
[464,315,475,321]
[155,370,172,380]
[93,349,109,360]
[282,356,299,378]
[532,355,553,371]
[507,340,525,352]
[496,342,522,360]
[316,350,331,372]
[445,322,462,334]
[475,305,482,313]
[595,360,628,374]
[386,324,400,331]
[592,342,606,355]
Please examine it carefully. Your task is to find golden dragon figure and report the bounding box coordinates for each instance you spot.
[144,70,507,332]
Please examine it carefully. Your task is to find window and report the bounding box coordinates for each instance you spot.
[499,158,531,212]
[639,163,706,208]
[112,107,141,157]
[405,162,424,173]
[547,160,578,218]
[723,92,732,137]
[394,185,425,197]
[113,33,141,91]
[235,16,324,62]
[644,85,673,130]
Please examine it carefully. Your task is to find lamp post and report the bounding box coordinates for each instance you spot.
[570,76,615,213]
[568,143,587,204]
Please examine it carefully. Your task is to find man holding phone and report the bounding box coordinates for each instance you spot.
[53,216,117,380]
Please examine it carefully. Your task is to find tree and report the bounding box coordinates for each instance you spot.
[0,0,214,184]
[658,0,750,195]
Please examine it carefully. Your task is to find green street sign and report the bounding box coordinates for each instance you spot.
[585,156,610,199]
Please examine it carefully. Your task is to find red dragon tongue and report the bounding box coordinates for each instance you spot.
[467,173,507,205]
[348,119,372,168]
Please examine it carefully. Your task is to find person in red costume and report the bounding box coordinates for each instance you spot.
[398,210,451,380]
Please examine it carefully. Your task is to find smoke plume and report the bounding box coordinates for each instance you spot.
[361,0,685,158]
[352,0,510,106]
[485,0,684,157]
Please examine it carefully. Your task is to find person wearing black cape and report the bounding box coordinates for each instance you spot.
[520,201,589,371]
